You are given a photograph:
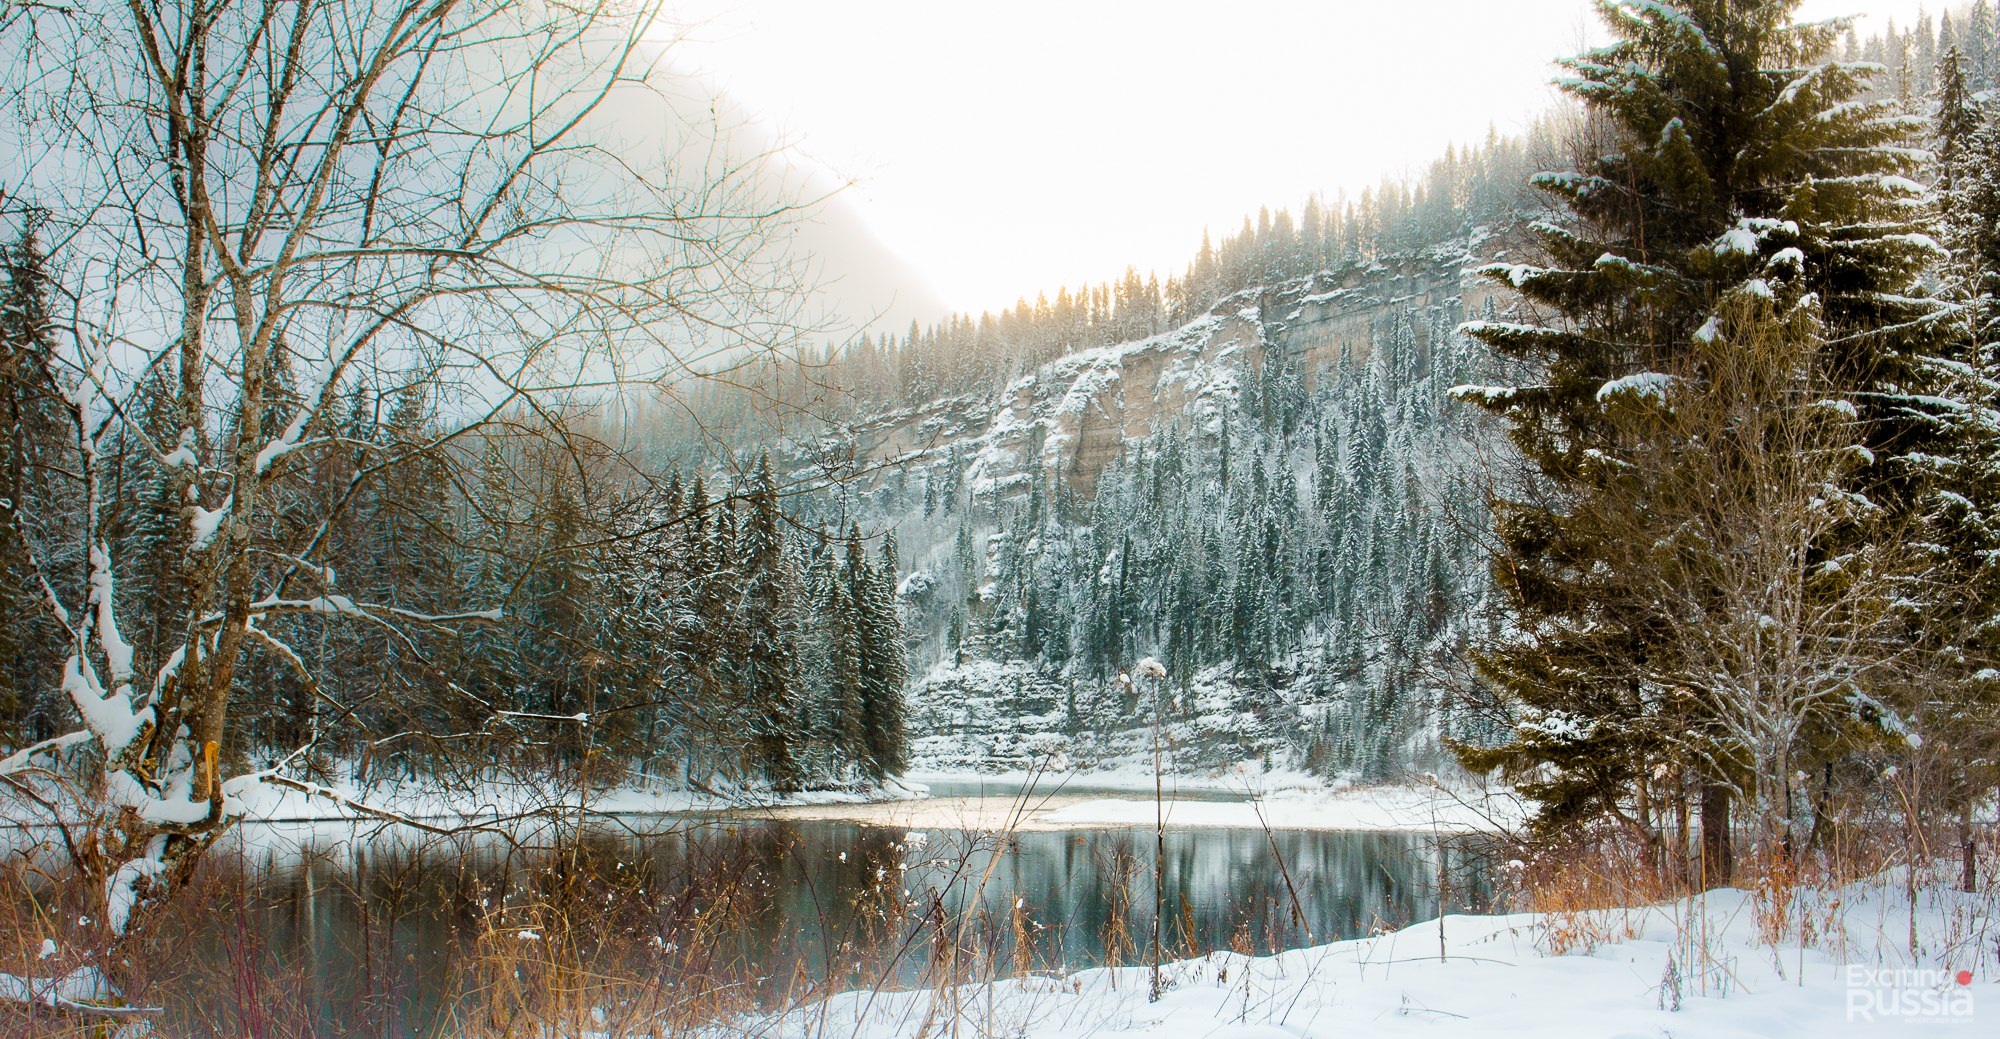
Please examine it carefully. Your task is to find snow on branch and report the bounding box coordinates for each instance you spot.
[1596,371,1676,404]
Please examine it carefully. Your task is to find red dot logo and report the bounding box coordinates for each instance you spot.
[1957,970,1974,986]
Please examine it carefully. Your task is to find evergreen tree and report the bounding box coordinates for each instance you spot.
[525,473,598,762]
[1937,50,1992,305]
[1928,43,2000,832]
[1969,1,1997,89]
[740,457,804,791]
[1453,0,1956,868]
[0,225,68,744]
[846,525,908,780]
[818,531,868,768]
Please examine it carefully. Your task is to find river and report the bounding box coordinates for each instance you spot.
[125,781,1494,1035]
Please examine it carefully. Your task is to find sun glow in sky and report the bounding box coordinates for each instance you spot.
[657,1,1941,325]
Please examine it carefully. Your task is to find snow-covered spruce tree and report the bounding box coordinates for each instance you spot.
[523,471,601,763]
[0,226,72,745]
[1927,48,2000,886]
[1937,47,2000,354]
[1453,0,1960,877]
[740,456,805,792]
[327,377,470,759]
[846,525,909,780]
[1933,51,1983,238]
[1972,1,2000,91]
[814,530,870,771]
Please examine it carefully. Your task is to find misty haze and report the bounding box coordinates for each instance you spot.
[0,2,1992,1037]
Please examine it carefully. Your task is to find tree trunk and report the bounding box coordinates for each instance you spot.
[1700,781,1733,887]
[1674,784,1692,890]
[1635,775,1657,879]
[1962,806,1977,894]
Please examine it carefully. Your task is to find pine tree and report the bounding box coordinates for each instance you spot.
[817,531,868,770]
[1938,51,1990,303]
[1453,0,1956,869]
[0,226,68,743]
[846,525,907,780]
[525,472,598,763]
[118,372,193,726]
[1970,1,1997,89]
[740,457,804,791]
[1928,46,2000,837]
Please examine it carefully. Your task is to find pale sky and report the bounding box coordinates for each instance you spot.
[656,1,1942,325]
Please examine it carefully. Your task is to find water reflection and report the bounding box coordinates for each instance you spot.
[161,812,1489,1036]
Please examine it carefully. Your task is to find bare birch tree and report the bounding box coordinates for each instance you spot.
[1587,294,1931,873]
[0,0,815,957]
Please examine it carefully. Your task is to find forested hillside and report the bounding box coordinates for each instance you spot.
[2,0,1991,812]
[12,5,2000,1031]
[756,138,1545,779]
[666,4,2000,785]
[874,268,1511,779]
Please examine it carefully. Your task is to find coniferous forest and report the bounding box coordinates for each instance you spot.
[0,222,909,792]
[7,1,2000,1033]
[5,0,2000,836]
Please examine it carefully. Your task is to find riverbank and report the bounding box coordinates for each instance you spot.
[217,770,932,825]
[747,774,1524,833]
[1033,783,1523,833]
[200,764,1524,835]
[779,867,1994,1037]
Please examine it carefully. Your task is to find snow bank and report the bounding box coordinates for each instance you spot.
[222,771,930,826]
[1036,783,1525,833]
[777,874,1993,1037]
[782,774,1526,834]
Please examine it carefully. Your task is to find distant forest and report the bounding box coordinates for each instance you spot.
[0,232,908,792]
[1,0,1987,795]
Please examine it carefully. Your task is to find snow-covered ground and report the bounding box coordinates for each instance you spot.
[1035,783,1524,833]
[229,766,1517,835]
[782,772,1525,833]
[778,872,1994,1037]
[908,766,1177,792]
[224,771,931,824]
[905,762,1331,796]
[5,750,1514,849]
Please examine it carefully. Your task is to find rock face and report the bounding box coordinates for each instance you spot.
[836,229,1513,781]
[848,234,1502,498]
[904,655,1315,779]
[1269,241,1508,375]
